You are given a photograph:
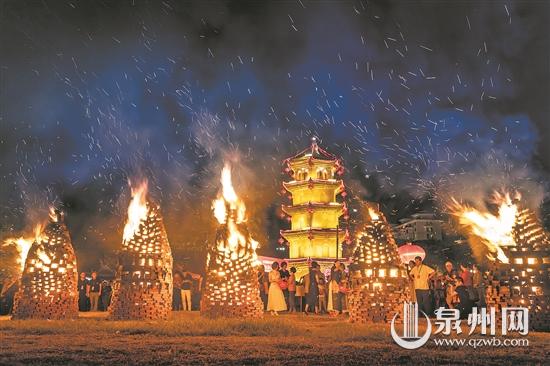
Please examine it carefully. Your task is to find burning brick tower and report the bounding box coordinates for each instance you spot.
[348,202,409,323]
[12,210,79,320]
[281,138,348,276]
[108,181,173,320]
[201,164,264,318]
[485,205,550,331]
[453,192,550,331]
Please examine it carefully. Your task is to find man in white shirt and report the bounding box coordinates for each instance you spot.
[409,256,435,316]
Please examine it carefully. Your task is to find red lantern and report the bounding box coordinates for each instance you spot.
[397,242,426,264]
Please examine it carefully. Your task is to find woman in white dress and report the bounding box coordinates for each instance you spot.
[267,262,287,315]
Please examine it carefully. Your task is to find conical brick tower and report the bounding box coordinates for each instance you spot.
[348,202,409,323]
[201,164,263,318]
[486,205,550,331]
[12,210,79,320]
[109,182,173,320]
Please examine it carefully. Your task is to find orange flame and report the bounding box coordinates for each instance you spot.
[123,180,149,243]
[212,164,259,265]
[212,164,246,225]
[450,191,521,263]
[367,207,380,221]
[3,224,45,273]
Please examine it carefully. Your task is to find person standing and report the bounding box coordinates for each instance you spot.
[288,267,297,313]
[339,263,350,314]
[443,261,459,308]
[279,261,290,308]
[257,265,269,310]
[267,262,287,315]
[409,256,435,316]
[472,264,486,309]
[78,272,89,312]
[454,277,473,318]
[172,272,183,311]
[459,263,475,304]
[304,262,320,315]
[100,280,112,311]
[181,270,193,311]
[317,272,327,314]
[86,271,102,312]
[407,261,417,302]
[328,261,343,314]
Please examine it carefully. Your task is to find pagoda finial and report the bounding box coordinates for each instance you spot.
[311,136,318,154]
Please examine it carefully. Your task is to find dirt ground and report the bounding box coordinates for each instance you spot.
[0,312,548,365]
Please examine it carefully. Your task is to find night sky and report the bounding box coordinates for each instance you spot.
[1,1,549,271]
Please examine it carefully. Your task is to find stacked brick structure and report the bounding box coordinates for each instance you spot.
[485,207,550,331]
[109,201,173,320]
[348,203,409,323]
[201,165,263,318]
[12,211,78,320]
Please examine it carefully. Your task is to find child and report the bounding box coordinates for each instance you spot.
[288,267,297,312]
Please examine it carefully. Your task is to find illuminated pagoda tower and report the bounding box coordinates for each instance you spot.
[486,205,550,331]
[201,164,264,318]
[108,181,173,320]
[280,138,348,276]
[348,202,409,323]
[12,209,79,320]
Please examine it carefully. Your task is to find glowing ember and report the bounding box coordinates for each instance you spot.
[123,180,149,243]
[450,191,521,263]
[367,207,380,221]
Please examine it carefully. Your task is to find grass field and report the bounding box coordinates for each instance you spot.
[0,312,548,365]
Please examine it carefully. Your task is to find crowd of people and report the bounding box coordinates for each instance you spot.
[407,256,486,318]
[255,257,487,318]
[1,257,487,318]
[257,260,352,316]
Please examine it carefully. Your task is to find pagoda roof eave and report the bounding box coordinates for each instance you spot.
[282,203,344,216]
[280,228,347,240]
[283,141,339,163]
[282,179,343,192]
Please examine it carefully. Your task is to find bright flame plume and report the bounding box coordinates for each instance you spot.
[450,191,521,263]
[3,224,45,273]
[123,180,149,243]
[212,164,259,265]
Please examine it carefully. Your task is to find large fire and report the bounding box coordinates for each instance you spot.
[211,164,259,263]
[450,191,522,263]
[123,180,149,243]
[3,224,45,273]
[201,163,264,318]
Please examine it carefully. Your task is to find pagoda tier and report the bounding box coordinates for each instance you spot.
[283,180,344,205]
[282,228,346,258]
[282,202,344,231]
[281,138,347,262]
